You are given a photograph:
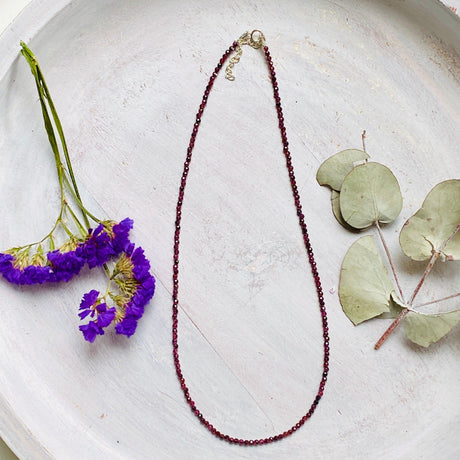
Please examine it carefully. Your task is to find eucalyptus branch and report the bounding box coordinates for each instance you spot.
[375,223,460,349]
[374,250,438,350]
[375,221,405,302]
[413,292,460,308]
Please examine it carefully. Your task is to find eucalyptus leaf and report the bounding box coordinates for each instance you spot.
[340,162,403,229]
[316,149,369,191]
[339,235,394,325]
[405,309,460,347]
[399,180,460,261]
[379,291,405,319]
[331,190,358,231]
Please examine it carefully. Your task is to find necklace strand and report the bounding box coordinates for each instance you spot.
[172,31,330,446]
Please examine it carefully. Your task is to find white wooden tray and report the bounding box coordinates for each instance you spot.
[0,0,459,458]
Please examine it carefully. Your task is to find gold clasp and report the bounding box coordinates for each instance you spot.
[225,30,266,81]
[249,30,265,49]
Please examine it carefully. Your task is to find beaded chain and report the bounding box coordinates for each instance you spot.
[172,31,330,446]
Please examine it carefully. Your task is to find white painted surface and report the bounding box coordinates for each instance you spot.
[0,0,31,32]
[0,0,459,459]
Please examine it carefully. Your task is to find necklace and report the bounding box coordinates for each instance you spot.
[172,30,330,446]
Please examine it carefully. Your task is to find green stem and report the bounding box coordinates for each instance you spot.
[20,41,92,229]
[65,203,87,238]
[36,64,90,229]
[21,48,65,196]
[19,216,63,249]
[62,175,101,224]
[103,263,111,278]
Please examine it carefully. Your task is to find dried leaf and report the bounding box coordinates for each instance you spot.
[405,309,460,347]
[316,149,369,191]
[340,162,403,229]
[399,180,460,261]
[379,291,405,319]
[331,190,358,231]
[339,235,394,325]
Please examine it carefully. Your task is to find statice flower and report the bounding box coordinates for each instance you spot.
[0,218,135,287]
[76,217,134,269]
[0,250,52,285]
[114,244,156,337]
[48,249,85,282]
[3,45,156,344]
[111,218,134,253]
[78,242,155,342]
[47,238,86,282]
[78,289,116,343]
[77,223,116,269]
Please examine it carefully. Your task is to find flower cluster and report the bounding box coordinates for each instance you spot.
[78,243,155,342]
[0,218,133,286]
[78,290,117,343]
[0,215,155,342]
[2,44,156,344]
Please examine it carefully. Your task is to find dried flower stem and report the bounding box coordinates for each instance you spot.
[20,41,96,230]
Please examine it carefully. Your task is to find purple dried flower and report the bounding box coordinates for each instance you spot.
[77,224,116,269]
[0,253,14,272]
[114,316,138,337]
[75,218,134,270]
[77,242,155,341]
[78,289,116,342]
[0,253,52,285]
[111,218,134,254]
[0,218,135,288]
[79,321,102,343]
[47,249,86,282]
[22,264,52,285]
[115,245,155,338]
[78,289,100,319]
[97,305,116,328]
[0,245,88,286]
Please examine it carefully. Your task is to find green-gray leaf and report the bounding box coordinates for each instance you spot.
[331,190,358,231]
[399,179,460,261]
[379,291,405,319]
[316,149,369,191]
[340,162,403,229]
[339,235,395,325]
[405,309,460,347]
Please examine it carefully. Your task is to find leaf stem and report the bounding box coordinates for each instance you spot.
[375,221,405,302]
[375,223,460,349]
[413,292,460,308]
[361,130,367,153]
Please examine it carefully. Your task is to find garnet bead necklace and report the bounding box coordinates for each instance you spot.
[172,30,330,446]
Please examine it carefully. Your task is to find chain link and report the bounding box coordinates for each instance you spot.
[225,30,266,81]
